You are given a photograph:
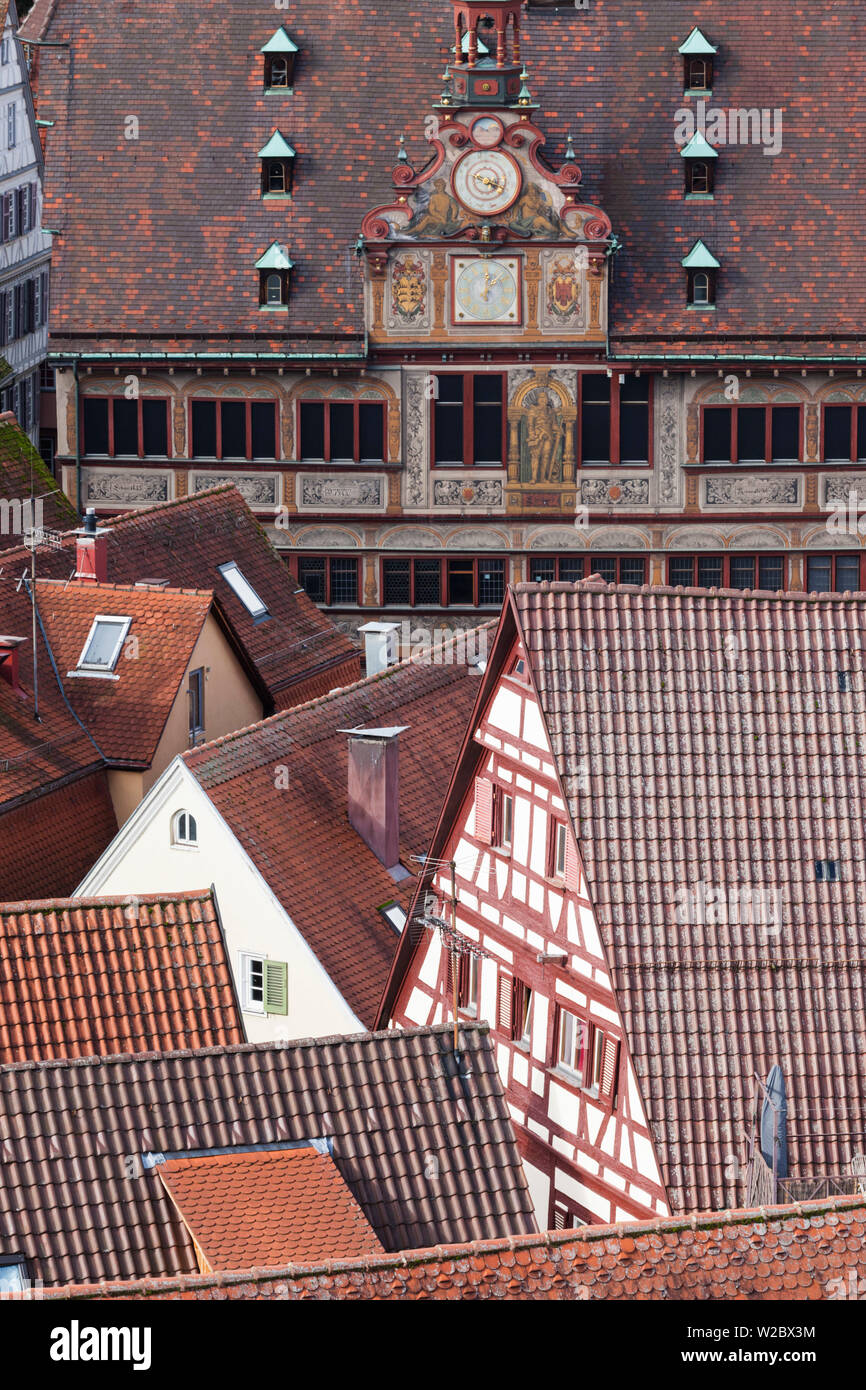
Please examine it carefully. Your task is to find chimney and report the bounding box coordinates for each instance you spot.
[0,635,26,693]
[74,508,108,584]
[358,621,401,676]
[339,726,409,872]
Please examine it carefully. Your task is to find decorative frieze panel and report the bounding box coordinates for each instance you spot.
[433,478,504,507]
[824,475,866,506]
[81,468,172,507]
[191,472,279,508]
[580,478,650,507]
[298,474,385,510]
[704,476,800,508]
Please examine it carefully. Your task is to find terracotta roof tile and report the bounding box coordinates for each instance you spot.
[0,769,117,901]
[0,1022,536,1287]
[158,1147,384,1269]
[40,1195,866,1301]
[0,888,243,1063]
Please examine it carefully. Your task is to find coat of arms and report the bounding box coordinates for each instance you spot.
[391,256,427,321]
[547,255,581,319]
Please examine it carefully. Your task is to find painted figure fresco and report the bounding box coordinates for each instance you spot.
[519,386,565,483]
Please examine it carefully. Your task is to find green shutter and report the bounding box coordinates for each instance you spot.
[263,960,288,1016]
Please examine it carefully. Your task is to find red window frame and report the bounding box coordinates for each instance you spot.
[377,555,508,608]
[820,403,866,462]
[297,398,388,464]
[804,553,865,594]
[188,397,278,461]
[666,553,788,590]
[547,817,568,880]
[578,371,654,468]
[296,554,361,607]
[431,371,507,468]
[456,950,480,1014]
[81,396,170,458]
[491,785,513,850]
[552,1006,621,1107]
[700,403,804,464]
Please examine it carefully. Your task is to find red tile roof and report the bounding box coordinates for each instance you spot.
[22,1,866,357]
[184,635,489,1027]
[0,1023,536,1286]
[0,889,243,1063]
[0,769,117,901]
[1,487,360,707]
[158,1147,384,1271]
[35,580,213,767]
[39,1195,866,1301]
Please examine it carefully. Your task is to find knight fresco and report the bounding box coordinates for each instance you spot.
[518,384,565,484]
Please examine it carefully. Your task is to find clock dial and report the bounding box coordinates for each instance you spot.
[452,149,521,217]
[471,115,504,149]
[454,258,520,324]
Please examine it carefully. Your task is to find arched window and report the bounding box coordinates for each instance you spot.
[265,273,284,305]
[267,162,287,195]
[687,57,711,91]
[270,55,290,88]
[687,161,713,196]
[172,810,198,847]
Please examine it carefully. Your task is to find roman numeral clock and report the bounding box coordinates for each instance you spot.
[451,147,523,325]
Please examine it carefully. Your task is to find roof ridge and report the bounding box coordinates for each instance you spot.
[0,889,215,914]
[515,579,866,604]
[35,579,216,600]
[183,622,494,766]
[0,1019,489,1074]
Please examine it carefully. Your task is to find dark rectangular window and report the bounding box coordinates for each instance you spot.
[82,398,109,455]
[359,402,384,461]
[383,559,411,606]
[299,401,325,460]
[220,401,246,459]
[191,400,217,458]
[188,667,205,741]
[112,399,138,456]
[729,556,756,590]
[478,558,505,605]
[668,557,694,587]
[758,556,784,590]
[448,558,475,606]
[251,402,276,460]
[588,556,646,585]
[414,558,441,606]
[381,558,443,608]
[837,555,862,592]
[434,374,504,466]
[328,558,358,605]
[703,406,732,463]
[142,400,168,457]
[736,407,766,462]
[619,374,650,464]
[807,555,862,593]
[329,403,354,461]
[858,410,866,462]
[581,373,610,464]
[529,557,556,583]
[771,406,799,461]
[619,557,646,585]
[824,405,852,461]
[671,555,785,589]
[298,556,326,604]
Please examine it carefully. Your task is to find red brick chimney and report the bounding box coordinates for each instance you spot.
[75,508,108,584]
[0,635,26,693]
[340,726,408,872]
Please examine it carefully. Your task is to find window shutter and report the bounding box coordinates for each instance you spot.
[29,183,36,229]
[564,826,580,888]
[599,1035,620,1101]
[475,777,493,843]
[553,1203,567,1231]
[263,960,288,1016]
[497,970,513,1034]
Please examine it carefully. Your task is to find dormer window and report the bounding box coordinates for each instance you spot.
[261,26,298,92]
[682,240,720,308]
[255,242,293,310]
[679,27,716,93]
[258,131,296,199]
[73,615,131,677]
[680,132,717,198]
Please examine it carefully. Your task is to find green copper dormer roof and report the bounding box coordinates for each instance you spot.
[257,131,296,160]
[680,132,719,160]
[256,242,294,271]
[678,27,717,56]
[261,27,299,55]
[682,240,721,270]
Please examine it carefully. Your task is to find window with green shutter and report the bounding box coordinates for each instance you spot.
[263,960,288,1016]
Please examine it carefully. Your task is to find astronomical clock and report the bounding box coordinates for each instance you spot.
[360,0,615,515]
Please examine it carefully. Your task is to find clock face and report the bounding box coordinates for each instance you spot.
[453,257,521,324]
[471,115,504,149]
[452,149,521,217]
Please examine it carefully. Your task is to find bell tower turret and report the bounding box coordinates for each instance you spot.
[443,3,524,108]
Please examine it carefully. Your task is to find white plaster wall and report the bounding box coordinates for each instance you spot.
[78,762,363,1044]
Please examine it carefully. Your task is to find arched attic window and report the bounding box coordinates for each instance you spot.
[172,810,198,847]
[256,241,294,310]
[261,27,299,92]
[678,27,716,93]
[258,130,296,198]
[680,132,717,198]
[682,240,721,308]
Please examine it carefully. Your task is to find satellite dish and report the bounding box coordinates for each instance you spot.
[760,1064,789,1179]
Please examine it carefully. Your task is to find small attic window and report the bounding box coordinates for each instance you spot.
[680,132,717,199]
[682,240,720,309]
[75,615,131,675]
[679,27,716,93]
[258,131,296,198]
[262,26,298,92]
[255,241,293,311]
[815,859,840,882]
[218,561,270,620]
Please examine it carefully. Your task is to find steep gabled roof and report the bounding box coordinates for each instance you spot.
[0,889,243,1063]
[157,1147,384,1270]
[22,0,866,357]
[512,580,866,1212]
[1,487,360,706]
[0,768,117,901]
[0,414,78,535]
[183,635,488,1027]
[0,1022,537,1287]
[39,1195,866,1302]
[35,580,213,767]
